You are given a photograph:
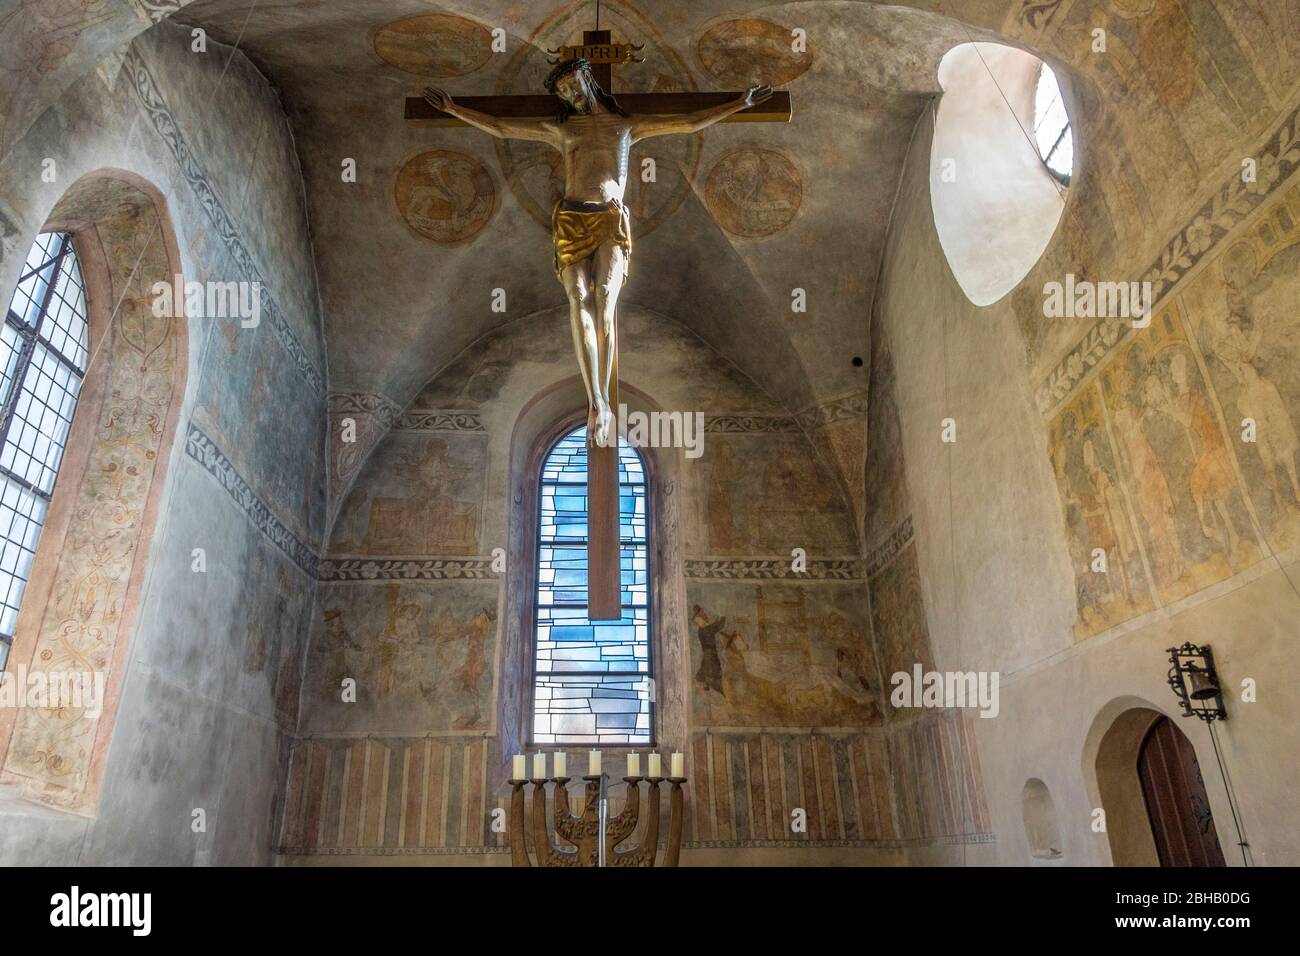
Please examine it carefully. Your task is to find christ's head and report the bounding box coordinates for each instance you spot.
[544,58,628,121]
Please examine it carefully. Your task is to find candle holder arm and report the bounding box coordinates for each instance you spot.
[509,781,530,867]
[613,779,660,867]
[532,779,578,867]
[663,778,686,868]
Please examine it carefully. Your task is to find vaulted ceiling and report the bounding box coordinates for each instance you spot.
[2,0,1012,417]
[167,0,999,416]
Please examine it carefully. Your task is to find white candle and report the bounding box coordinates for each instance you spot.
[554,752,567,777]
[671,752,684,778]
[589,750,601,776]
[512,754,526,780]
[533,752,546,779]
[648,753,662,777]
[627,753,640,778]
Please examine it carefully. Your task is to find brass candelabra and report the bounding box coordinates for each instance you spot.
[508,774,686,867]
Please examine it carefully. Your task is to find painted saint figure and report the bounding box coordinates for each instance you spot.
[691,605,726,696]
[424,61,772,447]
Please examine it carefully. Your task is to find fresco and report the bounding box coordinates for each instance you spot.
[1,184,180,810]
[704,147,803,238]
[687,731,894,845]
[864,323,909,547]
[1041,177,1300,638]
[394,149,497,245]
[1183,186,1300,553]
[373,14,493,77]
[695,18,814,88]
[279,735,496,853]
[240,550,309,729]
[1048,383,1159,637]
[696,433,854,555]
[305,582,498,734]
[1098,307,1261,602]
[332,432,486,556]
[688,582,880,728]
[492,0,700,236]
[867,539,934,683]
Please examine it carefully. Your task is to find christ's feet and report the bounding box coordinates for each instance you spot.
[594,403,614,448]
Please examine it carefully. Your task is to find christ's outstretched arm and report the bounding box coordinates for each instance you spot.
[423,87,556,143]
[631,85,774,140]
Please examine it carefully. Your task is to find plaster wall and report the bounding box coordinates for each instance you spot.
[279,305,907,864]
[0,22,327,865]
[872,63,1300,867]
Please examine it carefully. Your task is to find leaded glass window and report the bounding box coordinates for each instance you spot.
[0,232,89,671]
[532,425,651,745]
[1033,63,1073,184]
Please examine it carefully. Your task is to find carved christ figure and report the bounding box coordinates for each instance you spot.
[425,60,772,447]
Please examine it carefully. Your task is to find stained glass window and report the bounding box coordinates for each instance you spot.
[0,232,89,672]
[532,425,652,745]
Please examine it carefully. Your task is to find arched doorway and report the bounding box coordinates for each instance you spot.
[1137,716,1226,867]
[1088,702,1229,866]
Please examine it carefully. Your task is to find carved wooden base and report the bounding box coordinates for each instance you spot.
[508,774,686,867]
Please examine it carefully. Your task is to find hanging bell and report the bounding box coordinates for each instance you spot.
[1187,666,1220,701]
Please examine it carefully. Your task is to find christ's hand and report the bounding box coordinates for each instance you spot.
[423,87,454,112]
[422,87,554,142]
[634,84,776,139]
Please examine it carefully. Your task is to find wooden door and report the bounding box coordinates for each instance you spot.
[1137,716,1226,867]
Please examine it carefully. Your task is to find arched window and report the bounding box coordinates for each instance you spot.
[1033,64,1073,185]
[0,232,89,671]
[532,425,652,745]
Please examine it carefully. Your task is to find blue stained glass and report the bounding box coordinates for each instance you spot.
[533,425,651,744]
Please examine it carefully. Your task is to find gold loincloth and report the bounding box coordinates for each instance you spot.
[552,200,631,280]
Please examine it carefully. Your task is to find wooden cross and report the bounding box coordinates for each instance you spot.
[406,30,792,620]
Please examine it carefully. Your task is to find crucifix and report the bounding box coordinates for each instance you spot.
[407,28,791,619]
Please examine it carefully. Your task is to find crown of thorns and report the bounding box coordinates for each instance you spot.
[544,58,593,92]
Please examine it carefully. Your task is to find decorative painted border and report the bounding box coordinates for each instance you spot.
[865,514,914,580]
[319,558,498,581]
[702,415,797,433]
[1036,100,1300,415]
[328,392,400,427]
[124,48,324,395]
[185,424,320,577]
[794,391,868,430]
[684,557,864,580]
[391,410,486,432]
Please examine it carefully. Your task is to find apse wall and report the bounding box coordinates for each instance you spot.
[0,23,327,865]
[871,16,1300,866]
[279,304,911,865]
